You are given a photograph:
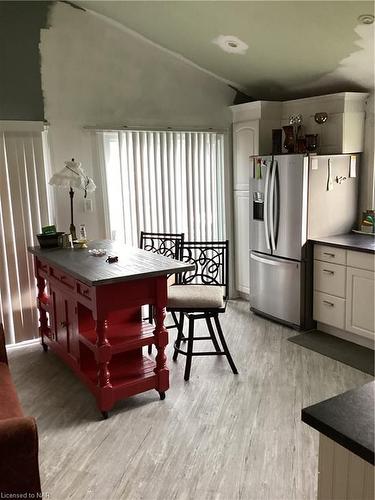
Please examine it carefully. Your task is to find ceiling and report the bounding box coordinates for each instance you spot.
[76,1,374,100]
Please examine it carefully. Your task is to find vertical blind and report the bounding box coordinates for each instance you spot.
[96,130,226,245]
[0,127,53,344]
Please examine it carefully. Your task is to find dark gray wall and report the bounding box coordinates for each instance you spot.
[0,1,51,120]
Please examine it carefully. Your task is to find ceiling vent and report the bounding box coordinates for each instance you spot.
[212,35,248,55]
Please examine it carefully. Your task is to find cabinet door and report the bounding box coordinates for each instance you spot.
[234,191,250,294]
[49,286,79,359]
[233,121,259,190]
[345,267,375,339]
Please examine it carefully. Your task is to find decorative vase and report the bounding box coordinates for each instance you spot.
[283,125,295,153]
[305,134,318,153]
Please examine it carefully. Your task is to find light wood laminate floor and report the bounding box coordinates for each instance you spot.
[8,300,372,500]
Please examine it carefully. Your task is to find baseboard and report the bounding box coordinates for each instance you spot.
[6,338,40,350]
[317,322,375,350]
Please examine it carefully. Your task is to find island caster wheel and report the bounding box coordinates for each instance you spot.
[42,342,48,352]
[101,411,109,420]
[158,391,166,400]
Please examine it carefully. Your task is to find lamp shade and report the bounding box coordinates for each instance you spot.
[49,159,96,196]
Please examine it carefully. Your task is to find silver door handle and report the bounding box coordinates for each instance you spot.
[323,269,335,275]
[250,253,299,267]
[269,160,277,252]
[323,300,334,307]
[264,162,271,250]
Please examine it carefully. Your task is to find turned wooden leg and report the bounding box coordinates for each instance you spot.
[36,275,49,350]
[153,305,169,394]
[95,319,113,412]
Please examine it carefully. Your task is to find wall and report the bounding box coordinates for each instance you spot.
[0,1,51,120]
[40,2,235,239]
[360,93,375,212]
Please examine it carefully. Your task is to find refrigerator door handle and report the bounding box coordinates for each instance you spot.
[269,160,277,252]
[264,161,271,250]
[274,161,280,248]
[250,252,299,267]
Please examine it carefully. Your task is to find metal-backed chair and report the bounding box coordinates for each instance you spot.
[139,231,185,354]
[167,240,238,381]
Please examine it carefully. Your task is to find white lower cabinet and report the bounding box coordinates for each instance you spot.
[234,190,249,294]
[314,291,346,330]
[313,245,375,342]
[345,267,375,339]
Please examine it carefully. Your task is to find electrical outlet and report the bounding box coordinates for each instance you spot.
[84,198,93,212]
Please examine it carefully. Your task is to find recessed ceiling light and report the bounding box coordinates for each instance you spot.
[358,14,374,24]
[212,35,248,55]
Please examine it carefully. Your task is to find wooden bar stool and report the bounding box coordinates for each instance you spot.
[167,240,238,381]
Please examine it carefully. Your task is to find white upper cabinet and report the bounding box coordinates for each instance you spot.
[231,101,282,190]
[281,92,368,154]
[233,121,259,190]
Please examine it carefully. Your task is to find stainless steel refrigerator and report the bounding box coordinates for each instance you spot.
[249,153,358,328]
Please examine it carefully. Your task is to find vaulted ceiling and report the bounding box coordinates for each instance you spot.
[76,1,374,99]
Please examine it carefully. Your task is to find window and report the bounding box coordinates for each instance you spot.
[96,130,226,245]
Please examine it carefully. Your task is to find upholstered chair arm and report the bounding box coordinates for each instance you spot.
[0,416,42,495]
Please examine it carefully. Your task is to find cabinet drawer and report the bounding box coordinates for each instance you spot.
[347,250,375,272]
[77,281,93,301]
[36,258,49,275]
[314,245,346,265]
[313,291,345,329]
[314,260,346,298]
[50,267,75,290]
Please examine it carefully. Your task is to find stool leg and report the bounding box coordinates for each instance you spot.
[213,314,238,375]
[205,315,221,352]
[173,312,185,362]
[148,305,153,355]
[184,317,195,381]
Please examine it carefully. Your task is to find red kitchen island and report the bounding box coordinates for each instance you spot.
[28,240,194,418]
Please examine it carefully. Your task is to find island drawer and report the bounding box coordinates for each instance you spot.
[347,250,375,272]
[313,291,345,329]
[49,267,75,290]
[36,258,49,275]
[314,245,346,266]
[314,260,346,298]
[77,281,93,301]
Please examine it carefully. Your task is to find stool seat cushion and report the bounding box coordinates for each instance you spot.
[167,285,224,309]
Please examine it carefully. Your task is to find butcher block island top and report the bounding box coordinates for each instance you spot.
[28,240,195,418]
[28,239,194,286]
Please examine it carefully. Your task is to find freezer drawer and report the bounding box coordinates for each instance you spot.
[250,252,301,326]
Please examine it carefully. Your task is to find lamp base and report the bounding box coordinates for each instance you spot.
[70,223,77,241]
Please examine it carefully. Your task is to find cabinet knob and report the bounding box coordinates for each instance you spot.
[323,252,335,258]
[323,269,334,275]
[323,300,334,307]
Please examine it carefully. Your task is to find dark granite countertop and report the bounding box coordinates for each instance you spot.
[302,381,374,465]
[309,233,375,254]
[28,239,194,286]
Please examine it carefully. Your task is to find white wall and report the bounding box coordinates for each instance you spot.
[40,3,234,239]
[360,93,375,213]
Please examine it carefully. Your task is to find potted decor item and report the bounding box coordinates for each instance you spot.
[283,125,295,153]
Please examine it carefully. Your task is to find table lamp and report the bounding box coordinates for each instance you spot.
[49,159,96,240]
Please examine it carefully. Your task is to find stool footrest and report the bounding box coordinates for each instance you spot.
[173,344,226,357]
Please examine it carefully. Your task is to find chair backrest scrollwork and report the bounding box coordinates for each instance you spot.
[140,231,185,260]
[177,241,229,299]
